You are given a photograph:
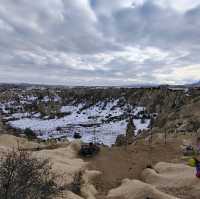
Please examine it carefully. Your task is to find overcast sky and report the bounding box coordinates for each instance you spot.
[0,0,200,86]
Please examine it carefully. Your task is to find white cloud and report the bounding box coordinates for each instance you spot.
[155,0,200,12]
[0,19,13,32]
[173,64,200,82]
[154,64,200,84]
[0,0,200,85]
[64,0,97,22]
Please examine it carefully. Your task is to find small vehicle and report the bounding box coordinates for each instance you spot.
[183,145,195,156]
[73,132,82,139]
[79,142,100,157]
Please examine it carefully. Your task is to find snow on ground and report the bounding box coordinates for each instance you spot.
[7,100,151,146]
[41,95,61,102]
[133,106,145,115]
[0,103,8,114]
[134,119,150,133]
[26,95,38,101]
[60,104,83,113]
[12,112,30,119]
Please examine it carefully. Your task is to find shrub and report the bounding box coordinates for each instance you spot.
[115,134,126,146]
[24,128,36,140]
[68,171,83,195]
[141,117,146,124]
[56,127,62,131]
[0,150,63,199]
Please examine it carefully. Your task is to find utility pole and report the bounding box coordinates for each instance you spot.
[164,128,167,144]
[92,116,98,144]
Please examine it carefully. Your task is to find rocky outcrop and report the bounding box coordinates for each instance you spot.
[107,179,178,199]
[107,162,200,199]
[81,170,101,199]
[142,162,200,199]
[0,135,101,199]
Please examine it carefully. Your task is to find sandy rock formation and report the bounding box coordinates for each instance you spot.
[0,135,103,199]
[0,134,40,149]
[81,170,101,199]
[107,162,200,199]
[107,178,178,199]
[142,162,200,199]
[65,191,84,199]
[35,140,86,185]
[55,191,84,199]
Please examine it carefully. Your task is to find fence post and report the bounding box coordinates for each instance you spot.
[164,128,167,144]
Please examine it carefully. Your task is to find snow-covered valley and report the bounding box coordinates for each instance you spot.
[0,88,155,146]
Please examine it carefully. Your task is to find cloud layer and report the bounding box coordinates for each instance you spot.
[0,0,200,86]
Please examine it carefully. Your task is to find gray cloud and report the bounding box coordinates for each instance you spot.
[0,0,200,86]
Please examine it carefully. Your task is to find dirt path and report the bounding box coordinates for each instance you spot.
[88,137,184,198]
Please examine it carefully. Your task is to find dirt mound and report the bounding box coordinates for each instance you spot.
[35,140,86,184]
[33,139,101,199]
[0,135,92,199]
[0,134,84,184]
[55,191,84,199]
[81,170,102,199]
[0,134,40,149]
[107,179,178,199]
[142,162,200,199]
[107,162,200,199]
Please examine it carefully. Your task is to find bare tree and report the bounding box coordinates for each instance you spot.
[0,150,63,199]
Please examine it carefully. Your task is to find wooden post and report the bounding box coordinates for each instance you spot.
[148,129,153,167]
[164,128,167,144]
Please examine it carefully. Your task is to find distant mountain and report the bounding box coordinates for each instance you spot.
[122,83,159,88]
[193,81,200,86]
[186,81,200,87]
